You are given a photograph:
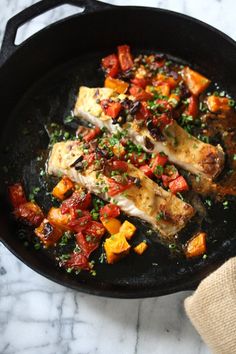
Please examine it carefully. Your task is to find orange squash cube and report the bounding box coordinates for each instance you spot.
[119,220,136,240]
[206,95,231,113]
[35,219,63,247]
[186,232,207,258]
[104,77,129,94]
[112,143,126,158]
[52,177,74,200]
[182,67,210,96]
[101,217,121,235]
[104,232,131,264]
[134,241,148,255]
[47,207,71,230]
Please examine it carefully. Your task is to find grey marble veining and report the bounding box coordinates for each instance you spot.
[1,0,235,353]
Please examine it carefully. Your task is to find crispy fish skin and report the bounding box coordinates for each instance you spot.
[74,87,225,179]
[48,141,195,240]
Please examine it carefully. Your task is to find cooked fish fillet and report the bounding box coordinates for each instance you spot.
[74,87,225,179]
[48,141,195,240]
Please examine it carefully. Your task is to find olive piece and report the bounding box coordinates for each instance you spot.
[129,101,141,115]
[144,136,154,150]
[179,83,191,99]
[169,70,179,80]
[149,128,165,142]
[146,118,154,131]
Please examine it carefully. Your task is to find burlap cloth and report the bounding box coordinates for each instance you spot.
[185,257,236,354]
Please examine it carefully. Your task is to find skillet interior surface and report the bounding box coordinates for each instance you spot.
[0,6,236,297]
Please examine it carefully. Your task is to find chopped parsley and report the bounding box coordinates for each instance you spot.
[154,165,164,176]
[195,175,201,183]
[205,198,212,207]
[29,186,40,201]
[66,267,73,273]
[197,134,209,144]
[34,242,41,250]
[64,115,75,123]
[156,211,164,221]
[223,200,229,209]
[91,209,99,220]
[59,231,73,246]
[59,254,71,261]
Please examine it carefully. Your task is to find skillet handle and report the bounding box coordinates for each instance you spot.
[0,0,114,64]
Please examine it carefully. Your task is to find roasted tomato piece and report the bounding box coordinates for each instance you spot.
[61,191,92,214]
[161,165,179,187]
[131,77,148,89]
[68,212,92,232]
[76,232,100,258]
[117,45,133,71]
[83,127,101,143]
[169,176,189,194]
[52,177,74,200]
[101,53,119,78]
[15,202,44,226]
[83,152,96,167]
[135,102,151,120]
[186,95,198,118]
[111,160,128,172]
[107,178,133,196]
[129,85,153,101]
[154,99,173,112]
[100,203,121,219]
[64,252,90,270]
[139,165,154,178]
[150,153,168,168]
[128,152,147,166]
[161,175,171,187]
[150,153,168,177]
[8,183,27,208]
[85,221,105,239]
[35,219,62,247]
[101,99,122,118]
[152,113,173,132]
[164,164,179,180]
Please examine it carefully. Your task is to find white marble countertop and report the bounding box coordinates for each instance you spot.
[0,0,235,353]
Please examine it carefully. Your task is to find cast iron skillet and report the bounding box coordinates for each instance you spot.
[0,0,236,298]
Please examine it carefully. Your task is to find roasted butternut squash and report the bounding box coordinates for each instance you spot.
[101,217,121,235]
[206,95,231,113]
[134,241,148,255]
[182,67,210,96]
[185,232,207,258]
[47,207,71,230]
[104,77,129,94]
[119,220,136,240]
[52,176,74,200]
[35,219,63,247]
[104,232,131,264]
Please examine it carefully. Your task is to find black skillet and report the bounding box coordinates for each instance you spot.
[0,0,236,298]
